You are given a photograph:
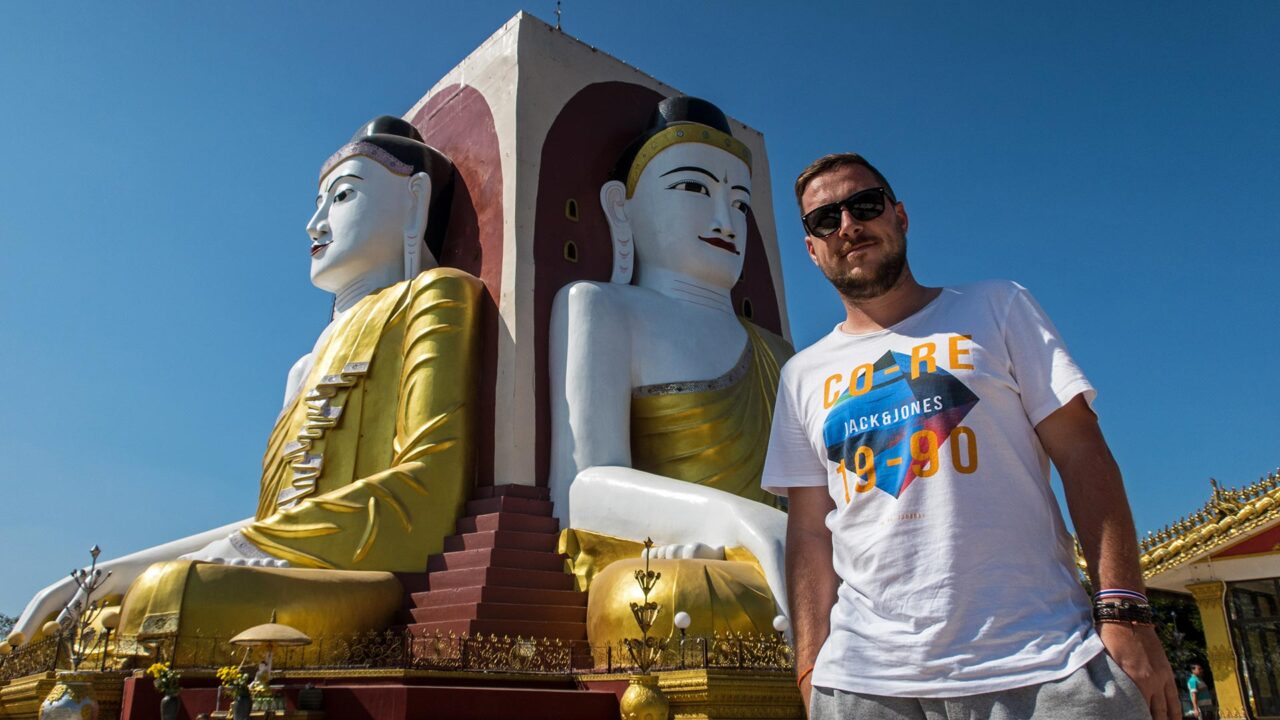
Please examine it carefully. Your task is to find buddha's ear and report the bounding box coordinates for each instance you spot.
[404,172,435,278]
[600,180,632,284]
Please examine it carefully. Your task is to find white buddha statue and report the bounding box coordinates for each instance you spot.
[10,117,482,649]
[549,97,793,639]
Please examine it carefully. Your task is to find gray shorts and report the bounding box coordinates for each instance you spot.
[811,652,1150,720]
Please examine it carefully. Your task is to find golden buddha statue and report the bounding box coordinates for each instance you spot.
[11,117,482,653]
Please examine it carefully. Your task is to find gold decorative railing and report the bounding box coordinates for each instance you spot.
[0,636,64,681]
[589,632,794,674]
[2,628,794,680]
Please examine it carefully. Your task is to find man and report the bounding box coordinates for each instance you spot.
[762,153,1178,719]
[1188,663,1212,719]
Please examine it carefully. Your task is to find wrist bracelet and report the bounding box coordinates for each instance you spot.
[1093,599,1155,626]
[1093,588,1149,604]
[797,665,815,688]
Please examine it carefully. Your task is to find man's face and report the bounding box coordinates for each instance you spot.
[801,164,909,301]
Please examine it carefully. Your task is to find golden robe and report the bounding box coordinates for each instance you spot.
[117,268,481,647]
[629,319,792,509]
[245,266,482,571]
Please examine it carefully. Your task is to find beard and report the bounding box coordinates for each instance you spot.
[821,234,909,301]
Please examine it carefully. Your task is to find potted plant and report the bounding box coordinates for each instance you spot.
[146,662,182,720]
[216,665,252,720]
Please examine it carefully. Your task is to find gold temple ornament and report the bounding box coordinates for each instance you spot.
[37,546,117,720]
[619,538,671,720]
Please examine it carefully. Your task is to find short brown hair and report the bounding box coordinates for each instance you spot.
[794,153,896,209]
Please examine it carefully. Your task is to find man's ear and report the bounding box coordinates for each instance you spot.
[404,171,434,277]
[805,237,820,267]
[895,201,909,235]
[600,180,633,284]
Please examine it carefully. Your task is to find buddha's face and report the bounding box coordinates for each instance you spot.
[307,156,413,293]
[627,141,751,290]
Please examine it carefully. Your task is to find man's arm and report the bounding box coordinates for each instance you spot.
[1036,394,1179,720]
[786,486,838,717]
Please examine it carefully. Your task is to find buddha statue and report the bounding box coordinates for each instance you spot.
[10,117,482,651]
[548,97,793,642]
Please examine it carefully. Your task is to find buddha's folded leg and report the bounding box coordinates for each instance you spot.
[10,518,252,646]
[563,529,780,647]
[117,560,402,664]
[569,466,790,619]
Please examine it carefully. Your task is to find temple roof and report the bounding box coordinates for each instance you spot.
[1138,470,1280,581]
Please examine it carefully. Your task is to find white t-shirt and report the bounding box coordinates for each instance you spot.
[762,280,1103,697]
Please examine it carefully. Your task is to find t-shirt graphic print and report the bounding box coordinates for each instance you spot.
[824,348,979,501]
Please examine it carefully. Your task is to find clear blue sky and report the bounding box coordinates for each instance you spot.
[1,1,1277,616]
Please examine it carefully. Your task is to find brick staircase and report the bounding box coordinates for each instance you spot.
[408,485,588,641]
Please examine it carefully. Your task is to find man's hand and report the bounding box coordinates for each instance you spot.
[1099,623,1180,720]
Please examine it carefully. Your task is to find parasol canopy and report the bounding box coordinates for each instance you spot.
[229,623,311,647]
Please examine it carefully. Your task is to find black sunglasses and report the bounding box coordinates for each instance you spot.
[802,187,895,238]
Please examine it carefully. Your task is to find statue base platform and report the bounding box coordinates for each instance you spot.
[118,669,620,720]
[109,667,800,719]
[580,669,803,720]
[0,671,127,720]
[658,669,804,719]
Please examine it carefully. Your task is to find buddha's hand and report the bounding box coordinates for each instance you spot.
[179,531,290,568]
[13,558,134,645]
[641,543,726,561]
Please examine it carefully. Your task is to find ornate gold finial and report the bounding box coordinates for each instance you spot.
[624,538,666,674]
[1210,477,1243,519]
[59,544,114,671]
[619,538,670,720]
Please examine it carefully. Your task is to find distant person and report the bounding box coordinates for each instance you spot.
[763,152,1179,719]
[1188,663,1213,719]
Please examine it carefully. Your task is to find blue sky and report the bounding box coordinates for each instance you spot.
[1,1,1277,615]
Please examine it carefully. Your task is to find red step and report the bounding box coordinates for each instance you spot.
[427,548,567,573]
[444,529,557,552]
[456,512,560,534]
[413,585,587,609]
[404,485,587,650]
[410,602,586,624]
[408,618,587,641]
[427,566,575,591]
[471,484,550,500]
[465,495,554,517]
